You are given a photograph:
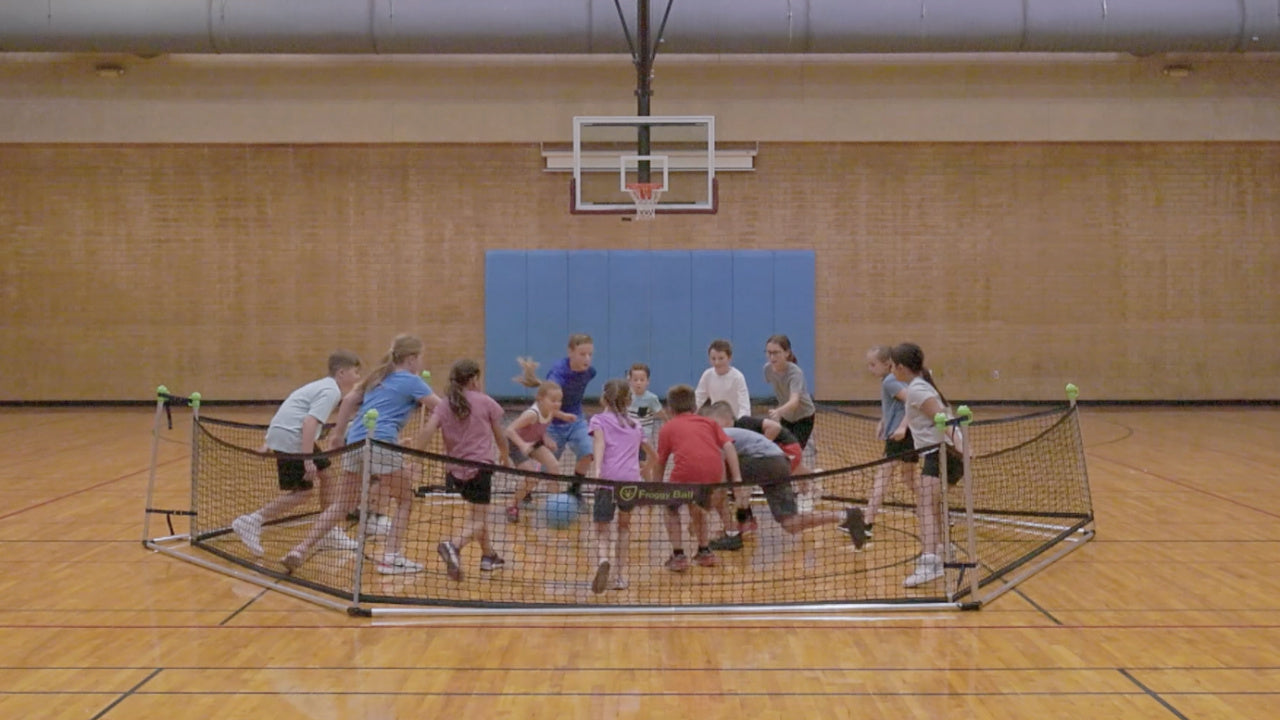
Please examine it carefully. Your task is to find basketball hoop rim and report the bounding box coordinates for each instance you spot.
[624,182,665,201]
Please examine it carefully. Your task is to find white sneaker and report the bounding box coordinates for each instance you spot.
[317,526,359,551]
[232,514,264,556]
[903,553,944,588]
[376,552,424,575]
[365,514,392,537]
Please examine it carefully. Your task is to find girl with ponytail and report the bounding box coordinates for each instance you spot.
[889,342,964,589]
[413,358,510,582]
[326,334,439,576]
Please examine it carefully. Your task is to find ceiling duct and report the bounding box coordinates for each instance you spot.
[0,0,1276,55]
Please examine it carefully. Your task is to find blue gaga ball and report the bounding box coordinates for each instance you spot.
[544,493,580,529]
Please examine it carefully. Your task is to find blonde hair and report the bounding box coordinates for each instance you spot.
[536,380,562,399]
[568,333,593,350]
[357,334,423,397]
[868,345,892,363]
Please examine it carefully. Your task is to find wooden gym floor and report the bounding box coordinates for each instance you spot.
[1,406,1278,719]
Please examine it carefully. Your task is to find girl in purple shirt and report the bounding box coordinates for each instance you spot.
[588,378,656,593]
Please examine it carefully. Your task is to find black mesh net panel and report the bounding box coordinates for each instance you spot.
[185,402,1091,610]
[955,406,1093,593]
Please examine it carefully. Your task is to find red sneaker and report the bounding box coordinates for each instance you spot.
[664,553,690,572]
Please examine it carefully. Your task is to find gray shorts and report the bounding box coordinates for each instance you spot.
[341,444,405,476]
[739,454,797,520]
[508,438,546,467]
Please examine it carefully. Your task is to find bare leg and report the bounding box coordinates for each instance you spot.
[383,470,415,555]
[690,505,709,547]
[453,503,491,553]
[287,471,361,560]
[713,488,737,535]
[663,506,683,551]
[915,474,942,556]
[509,462,540,509]
[594,520,612,565]
[256,488,314,523]
[866,462,894,526]
[779,509,846,535]
[614,511,631,580]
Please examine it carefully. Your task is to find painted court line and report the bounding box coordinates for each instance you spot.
[0,456,187,522]
[1089,454,1280,520]
[1118,668,1190,720]
[88,668,162,720]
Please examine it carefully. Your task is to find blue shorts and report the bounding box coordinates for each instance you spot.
[546,419,593,460]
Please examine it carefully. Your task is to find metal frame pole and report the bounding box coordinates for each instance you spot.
[141,386,168,545]
[350,410,380,610]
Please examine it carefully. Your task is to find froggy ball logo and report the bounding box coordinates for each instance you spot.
[615,484,697,506]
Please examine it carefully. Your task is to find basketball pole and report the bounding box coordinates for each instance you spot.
[631,0,675,185]
[636,0,651,183]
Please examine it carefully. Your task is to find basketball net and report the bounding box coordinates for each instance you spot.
[625,182,664,221]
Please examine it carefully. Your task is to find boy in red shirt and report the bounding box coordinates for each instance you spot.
[656,384,744,571]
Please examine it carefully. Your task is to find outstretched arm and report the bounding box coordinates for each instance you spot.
[411,415,441,452]
[327,390,364,450]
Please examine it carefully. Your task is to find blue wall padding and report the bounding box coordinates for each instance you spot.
[484,250,816,400]
[607,251,652,385]
[731,250,777,387]
[772,251,817,390]
[483,251,529,398]
[567,250,612,389]
[689,251,735,384]
[523,251,571,397]
[647,251,694,396]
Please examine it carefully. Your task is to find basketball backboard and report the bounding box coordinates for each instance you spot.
[569,115,717,215]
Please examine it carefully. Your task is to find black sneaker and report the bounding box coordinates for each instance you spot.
[709,533,744,551]
[840,508,868,550]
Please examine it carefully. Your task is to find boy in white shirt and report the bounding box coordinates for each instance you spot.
[694,339,751,419]
[233,350,362,558]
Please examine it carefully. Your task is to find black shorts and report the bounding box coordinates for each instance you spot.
[780,415,815,448]
[884,432,918,463]
[922,448,965,485]
[276,455,331,491]
[449,470,493,505]
[593,486,633,523]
